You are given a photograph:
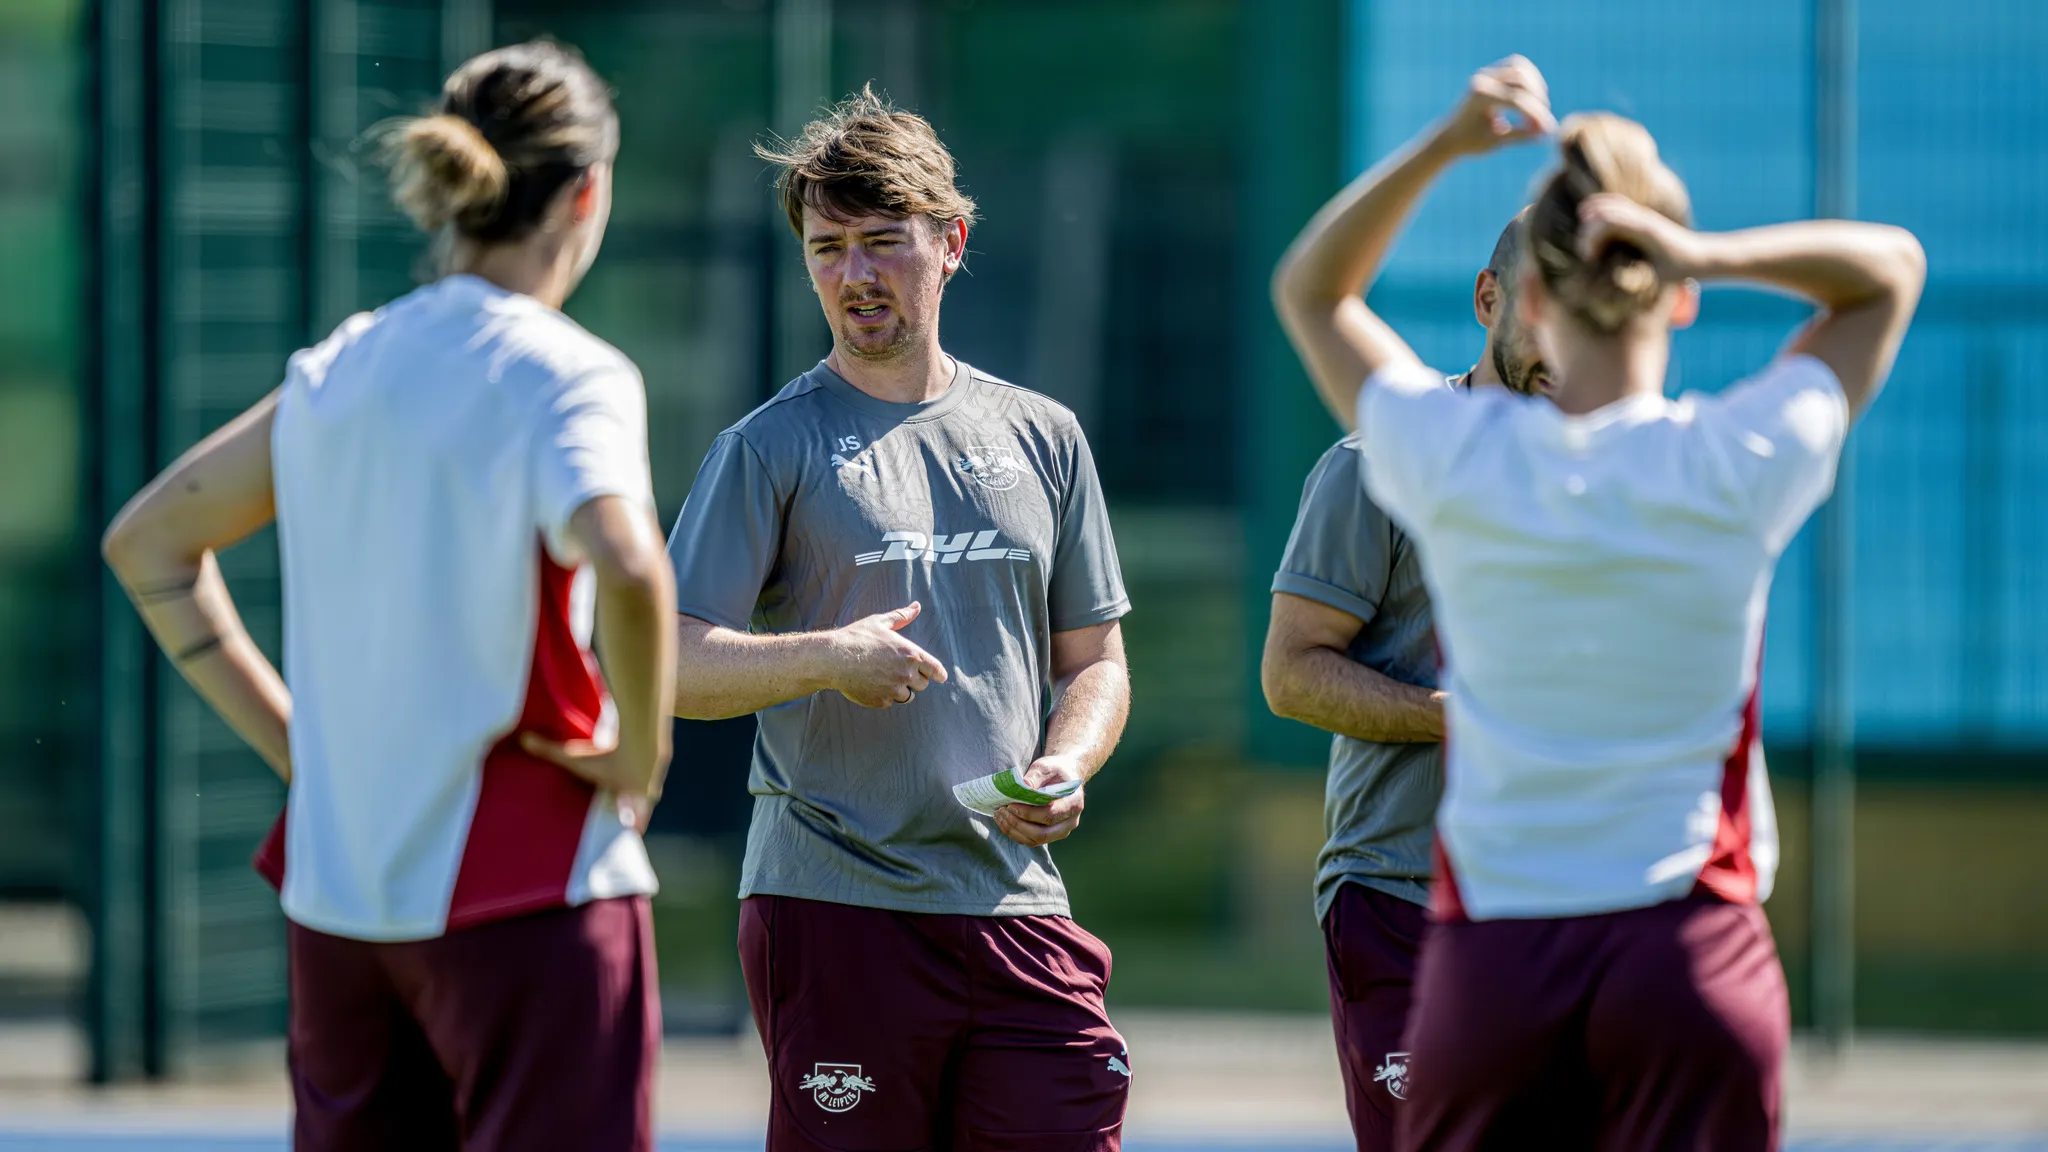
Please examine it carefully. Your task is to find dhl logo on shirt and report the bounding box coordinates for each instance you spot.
[854,529,1033,566]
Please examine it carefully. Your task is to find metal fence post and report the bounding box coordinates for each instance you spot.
[1241,0,1347,768]
[88,0,162,1083]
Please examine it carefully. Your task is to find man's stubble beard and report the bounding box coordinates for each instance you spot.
[1490,322,1544,396]
[839,314,925,362]
[837,288,937,363]
[1491,338,1527,394]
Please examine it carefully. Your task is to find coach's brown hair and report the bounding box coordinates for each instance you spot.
[757,85,978,243]
[1524,113,1692,334]
[386,40,618,243]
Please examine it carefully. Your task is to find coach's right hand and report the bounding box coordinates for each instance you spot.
[830,601,950,709]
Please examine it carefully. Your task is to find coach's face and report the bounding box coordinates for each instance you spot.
[1475,266,1553,397]
[804,208,967,362]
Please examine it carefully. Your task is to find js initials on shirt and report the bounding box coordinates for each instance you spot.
[855,529,1034,566]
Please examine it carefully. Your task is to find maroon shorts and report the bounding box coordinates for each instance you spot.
[739,894,1129,1151]
[1397,895,1788,1152]
[1322,883,1429,1152]
[287,896,660,1152]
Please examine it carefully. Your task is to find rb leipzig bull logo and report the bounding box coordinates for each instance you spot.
[798,1063,878,1113]
[1374,1051,1412,1101]
[958,445,1023,491]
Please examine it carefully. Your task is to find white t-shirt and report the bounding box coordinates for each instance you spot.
[1356,354,1848,920]
[260,274,659,942]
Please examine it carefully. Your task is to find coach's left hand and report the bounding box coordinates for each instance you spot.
[995,755,1086,847]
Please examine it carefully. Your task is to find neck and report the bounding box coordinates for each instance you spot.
[448,238,577,310]
[1553,328,1669,415]
[826,336,955,404]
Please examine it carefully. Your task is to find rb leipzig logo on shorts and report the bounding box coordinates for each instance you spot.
[798,1063,878,1113]
[1374,1051,1412,1101]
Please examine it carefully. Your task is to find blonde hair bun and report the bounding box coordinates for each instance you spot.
[388,113,509,234]
[1527,113,1693,333]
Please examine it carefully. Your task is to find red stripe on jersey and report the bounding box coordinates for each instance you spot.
[446,546,603,931]
[254,810,285,891]
[254,547,603,927]
[1430,839,1469,923]
[1692,670,1764,905]
[1428,676,1468,923]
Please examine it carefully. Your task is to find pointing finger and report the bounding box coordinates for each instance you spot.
[908,644,949,684]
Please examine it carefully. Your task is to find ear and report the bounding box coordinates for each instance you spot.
[570,170,599,223]
[1668,278,1700,329]
[1473,269,1501,328]
[939,217,967,277]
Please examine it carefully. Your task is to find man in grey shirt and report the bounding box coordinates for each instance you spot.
[665,87,1134,1150]
[1261,212,1541,1152]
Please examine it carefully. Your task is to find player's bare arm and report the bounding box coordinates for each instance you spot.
[521,496,677,800]
[996,621,1129,849]
[671,601,950,719]
[102,393,294,781]
[1262,593,1445,744]
[1273,56,1555,428]
[1575,195,1925,417]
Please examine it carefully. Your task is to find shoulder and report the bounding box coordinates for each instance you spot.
[1302,431,1394,521]
[286,310,379,387]
[1692,354,1847,445]
[705,376,838,491]
[967,365,1086,439]
[1304,431,1369,491]
[722,373,834,446]
[1320,431,1367,469]
[1358,361,1496,448]
[497,303,641,391]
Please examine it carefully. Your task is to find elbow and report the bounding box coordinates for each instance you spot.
[100,517,136,577]
[1889,227,1928,296]
[1269,259,1298,316]
[100,504,163,586]
[1854,224,1926,304]
[1270,253,1315,327]
[1259,648,1304,722]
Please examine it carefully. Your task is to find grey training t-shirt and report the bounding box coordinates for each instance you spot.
[667,359,1129,917]
[1274,432,1443,920]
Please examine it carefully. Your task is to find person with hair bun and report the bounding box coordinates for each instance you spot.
[102,40,673,1151]
[1274,57,1923,1150]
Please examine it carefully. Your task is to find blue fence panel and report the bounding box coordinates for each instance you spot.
[1348,0,2048,751]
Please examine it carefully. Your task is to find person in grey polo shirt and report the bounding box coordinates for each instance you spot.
[1261,211,1542,1152]
[665,88,1135,1149]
